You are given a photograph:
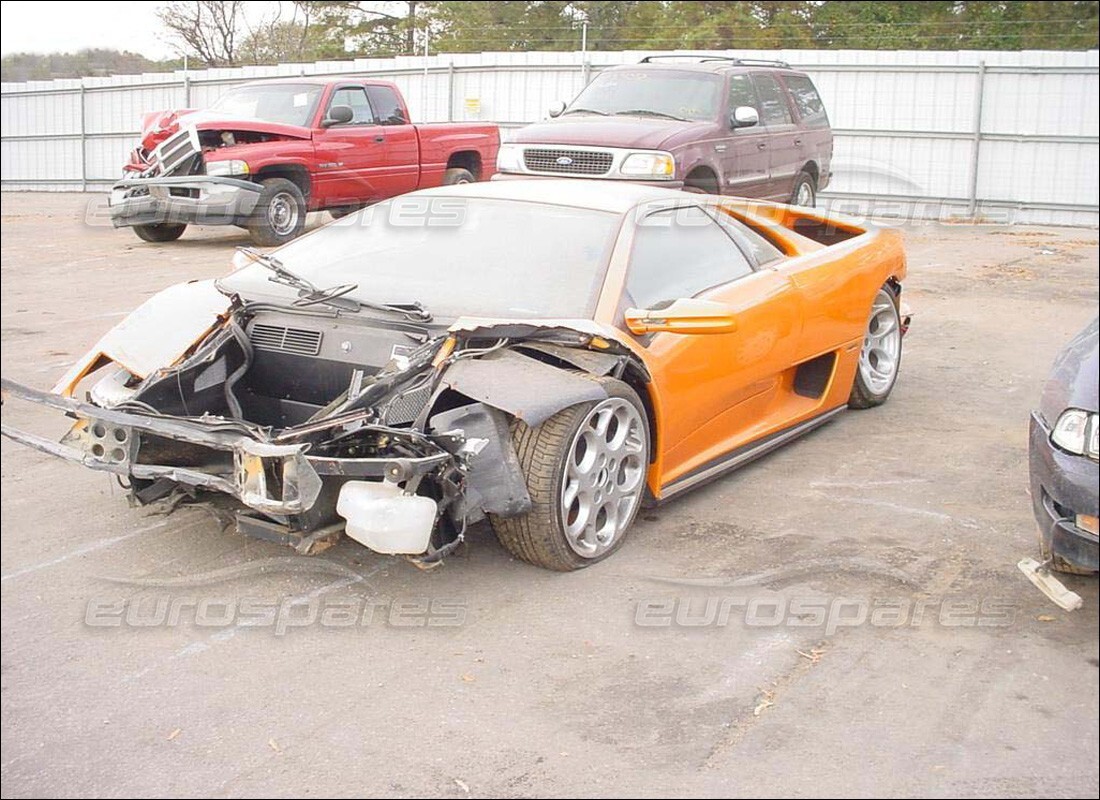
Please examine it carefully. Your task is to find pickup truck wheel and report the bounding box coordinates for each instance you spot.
[790,172,817,207]
[442,168,475,185]
[490,378,650,571]
[248,178,306,246]
[132,223,186,242]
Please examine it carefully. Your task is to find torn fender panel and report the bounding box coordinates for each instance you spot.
[439,349,607,428]
[430,402,532,519]
[52,280,231,395]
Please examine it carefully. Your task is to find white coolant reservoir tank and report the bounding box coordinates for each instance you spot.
[336,481,437,555]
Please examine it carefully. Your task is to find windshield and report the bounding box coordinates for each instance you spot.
[221,197,621,319]
[208,83,323,127]
[567,70,722,122]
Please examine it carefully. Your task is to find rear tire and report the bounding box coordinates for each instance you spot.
[247,178,306,246]
[790,171,816,207]
[490,377,650,571]
[849,285,902,409]
[442,167,475,185]
[132,223,186,242]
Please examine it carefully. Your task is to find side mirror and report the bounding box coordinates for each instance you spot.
[731,106,759,129]
[624,298,738,335]
[548,100,566,118]
[322,104,355,127]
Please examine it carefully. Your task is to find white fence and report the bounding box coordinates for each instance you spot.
[2,48,1097,226]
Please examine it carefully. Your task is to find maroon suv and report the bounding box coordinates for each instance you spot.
[497,56,832,206]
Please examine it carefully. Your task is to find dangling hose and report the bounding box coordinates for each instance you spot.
[224,320,253,420]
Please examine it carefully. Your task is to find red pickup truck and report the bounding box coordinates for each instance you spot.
[109,78,500,245]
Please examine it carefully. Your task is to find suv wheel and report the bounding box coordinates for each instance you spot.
[790,171,817,207]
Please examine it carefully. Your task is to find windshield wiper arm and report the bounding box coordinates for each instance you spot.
[562,107,609,116]
[235,247,432,322]
[237,247,318,294]
[613,109,688,121]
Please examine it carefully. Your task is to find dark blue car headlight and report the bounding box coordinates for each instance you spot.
[1050,408,1099,461]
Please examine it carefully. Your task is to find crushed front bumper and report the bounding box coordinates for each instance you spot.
[108,175,262,228]
[0,378,451,519]
[1028,411,1099,572]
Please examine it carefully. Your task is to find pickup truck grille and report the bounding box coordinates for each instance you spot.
[249,324,323,357]
[523,148,613,176]
[152,127,200,177]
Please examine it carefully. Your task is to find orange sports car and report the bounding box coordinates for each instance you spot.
[1,180,908,570]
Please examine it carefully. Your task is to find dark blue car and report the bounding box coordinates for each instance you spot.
[1028,317,1100,574]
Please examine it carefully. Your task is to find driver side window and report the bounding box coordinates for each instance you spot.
[626,207,754,310]
[329,87,376,125]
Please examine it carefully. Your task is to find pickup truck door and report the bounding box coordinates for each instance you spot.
[717,73,770,199]
[312,85,390,207]
[364,85,419,195]
[751,73,802,202]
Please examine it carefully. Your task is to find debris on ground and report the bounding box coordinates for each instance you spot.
[1017,557,1083,611]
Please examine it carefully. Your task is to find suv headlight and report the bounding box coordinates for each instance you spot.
[1051,408,1099,460]
[205,159,250,177]
[496,144,523,172]
[620,151,675,179]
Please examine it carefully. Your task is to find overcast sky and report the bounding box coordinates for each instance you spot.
[0,0,288,59]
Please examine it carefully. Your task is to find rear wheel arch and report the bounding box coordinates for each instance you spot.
[800,160,819,185]
[445,150,482,180]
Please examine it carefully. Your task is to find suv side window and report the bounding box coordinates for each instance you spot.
[727,73,760,121]
[751,74,793,126]
[627,207,754,309]
[783,74,829,127]
[365,85,409,125]
[329,87,375,124]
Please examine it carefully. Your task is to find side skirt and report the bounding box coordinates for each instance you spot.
[658,405,846,502]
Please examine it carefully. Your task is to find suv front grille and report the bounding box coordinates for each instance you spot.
[523,148,613,176]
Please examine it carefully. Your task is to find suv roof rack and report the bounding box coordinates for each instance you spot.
[638,54,791,68]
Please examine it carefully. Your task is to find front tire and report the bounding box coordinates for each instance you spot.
[132,223,186,242]
[247,178,306,246]
[491,378,650,571]
[849,285,902,409]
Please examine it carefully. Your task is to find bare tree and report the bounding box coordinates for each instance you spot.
[158,1,246,67]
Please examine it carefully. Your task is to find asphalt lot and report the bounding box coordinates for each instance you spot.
[1,193,1098,798]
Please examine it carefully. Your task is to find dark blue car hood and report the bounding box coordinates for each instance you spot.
[1039,316,1099,424]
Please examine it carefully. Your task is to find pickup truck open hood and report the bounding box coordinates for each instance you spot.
[511,116,700,151]
[140,109,313,152]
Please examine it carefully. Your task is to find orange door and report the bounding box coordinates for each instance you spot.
[646,269,800,486]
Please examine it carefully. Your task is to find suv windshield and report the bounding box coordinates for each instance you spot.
[208,83,324,127]
[221,197,620,319]
[567,70,722,122]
